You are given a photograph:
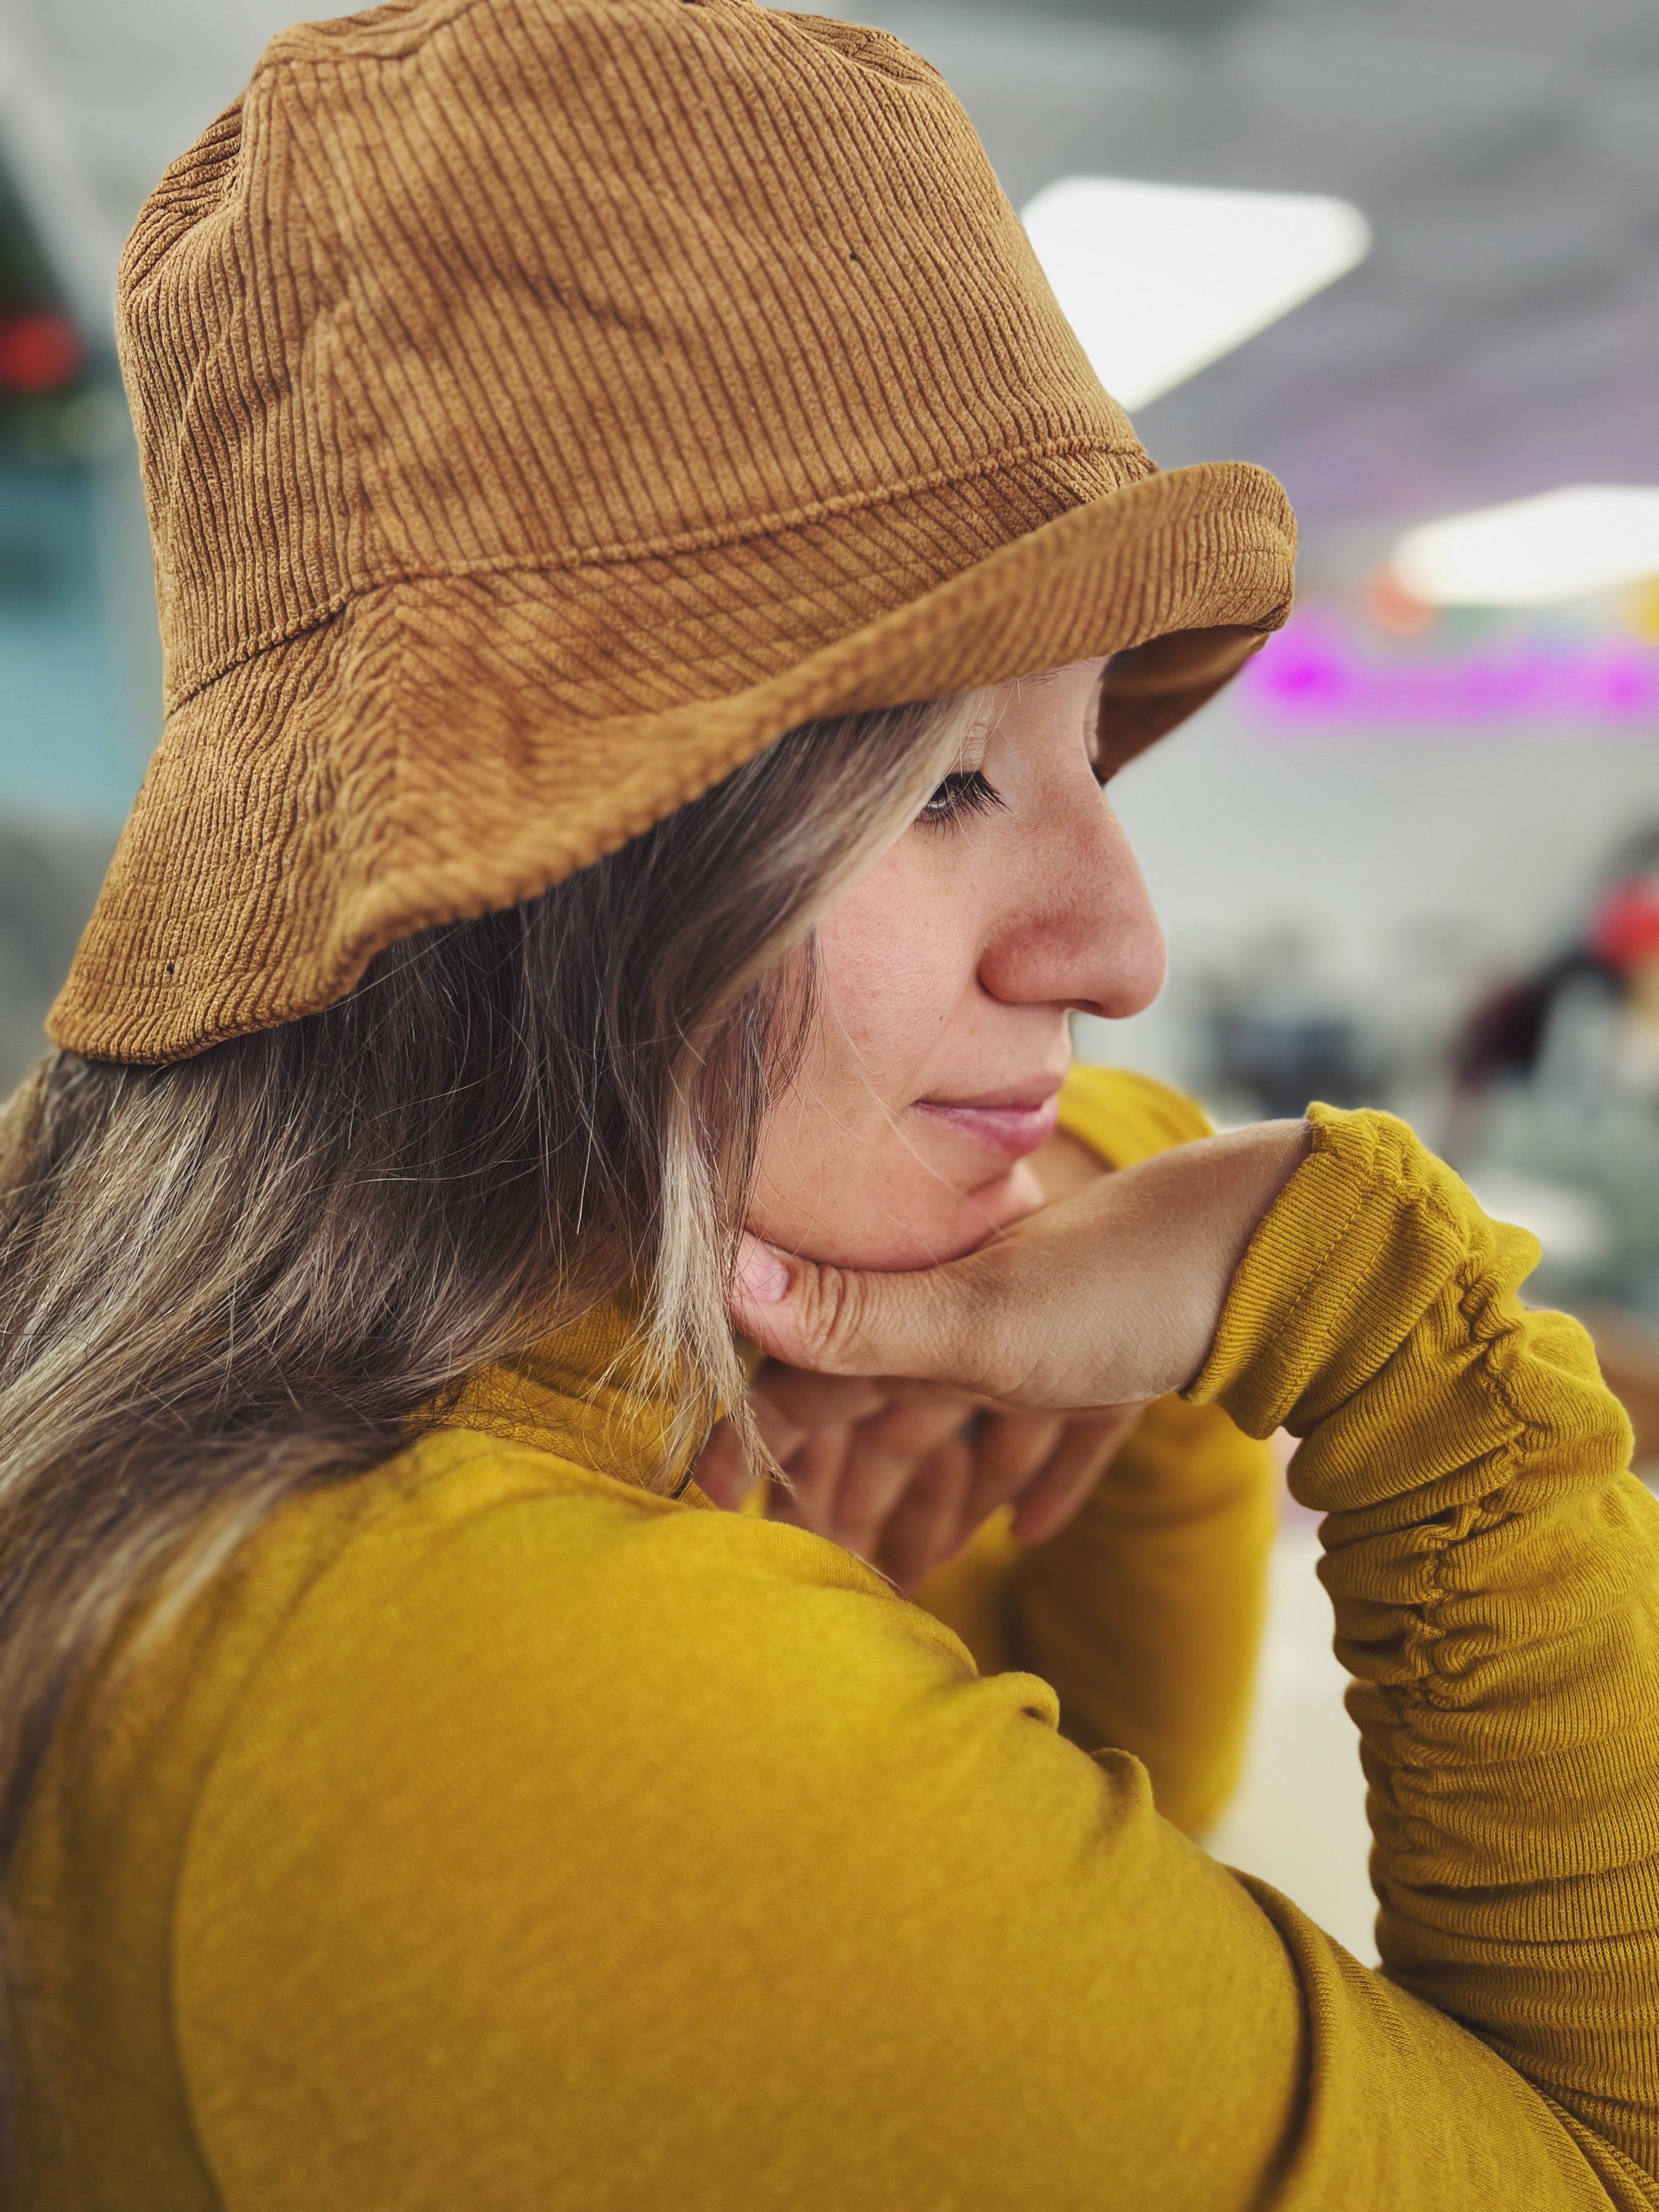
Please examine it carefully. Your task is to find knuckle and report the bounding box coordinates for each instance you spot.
[798,1265,874,1371]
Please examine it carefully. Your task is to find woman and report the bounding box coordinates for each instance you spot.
[3,0,1656,2204]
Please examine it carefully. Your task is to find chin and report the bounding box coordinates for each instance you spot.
[810,1163,1043,1272]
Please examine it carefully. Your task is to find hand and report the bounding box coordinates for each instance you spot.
[695,1364,1144,1590]
[730,1120,1312,1412]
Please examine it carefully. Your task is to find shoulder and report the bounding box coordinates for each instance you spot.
[183,1431,998,1790]
[1057,1063,1214,1170]
[173,1441,1053,1936]
[162,1427,1327,2212]
[168,1447,1096,2193]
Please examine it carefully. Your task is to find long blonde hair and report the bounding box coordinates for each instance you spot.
[0,693,967,2163]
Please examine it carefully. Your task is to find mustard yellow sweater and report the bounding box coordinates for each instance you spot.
[15,1074,1659,2209]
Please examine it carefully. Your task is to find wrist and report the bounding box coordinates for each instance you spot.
[1184,1107,1461,1441]
[1162,1118,1313,1393]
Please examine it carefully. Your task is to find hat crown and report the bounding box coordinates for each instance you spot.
[119,0,1143,711]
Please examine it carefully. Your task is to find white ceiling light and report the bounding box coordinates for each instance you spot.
[1022,175,1371,412]
[1389,487,1659,608]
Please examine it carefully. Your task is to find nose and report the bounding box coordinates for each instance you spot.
[975,772,1167,1020]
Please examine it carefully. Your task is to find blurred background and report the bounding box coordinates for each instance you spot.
[1,0,1656,1957]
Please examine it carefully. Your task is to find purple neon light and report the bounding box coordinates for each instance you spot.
[1240,618,1659,733]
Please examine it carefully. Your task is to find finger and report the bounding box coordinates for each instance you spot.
[747,1387,808,1464]
[748,1363,896,1433]
[768,1420,856,1538]
[874,1436,976,1593]
[1009,1406,1145,1548]
[833,1396,978,1559]
[692,1418,755,1510]
[696,1391,820,1510]
[964,1408,1066,1523]
[733,1231,996,1390]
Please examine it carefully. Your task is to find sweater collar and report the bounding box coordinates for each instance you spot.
[441,1298,708,1499]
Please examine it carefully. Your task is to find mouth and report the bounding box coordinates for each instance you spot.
[911,1079,1063,1160]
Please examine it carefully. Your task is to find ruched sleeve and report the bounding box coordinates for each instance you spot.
[1188,1102,1659,2200]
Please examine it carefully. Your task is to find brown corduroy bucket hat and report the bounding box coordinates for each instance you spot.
[50,0,1296,1065]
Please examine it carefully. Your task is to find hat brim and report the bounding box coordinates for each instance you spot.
[51,456,1294,1063]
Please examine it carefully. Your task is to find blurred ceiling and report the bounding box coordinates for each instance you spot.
[2,0,1655,567]
[855,0,1659,569]
[997,0,1264,32]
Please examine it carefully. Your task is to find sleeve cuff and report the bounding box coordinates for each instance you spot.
[1183,1104,1541,1442]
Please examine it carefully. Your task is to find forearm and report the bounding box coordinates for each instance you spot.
[1191,1105,1659,2185]
[1005,1064,1279,1831]
[1008,1395,1277,1834]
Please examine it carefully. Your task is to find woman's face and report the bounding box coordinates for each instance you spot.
[749,658,1166,1269]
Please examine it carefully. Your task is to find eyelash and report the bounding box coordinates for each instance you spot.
[917,761,1111,830]
[917,769,1007,829]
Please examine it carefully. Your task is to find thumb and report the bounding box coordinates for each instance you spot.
[732,1233,987,1392]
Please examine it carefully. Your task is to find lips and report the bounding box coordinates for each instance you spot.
[911,1080,1063,1159]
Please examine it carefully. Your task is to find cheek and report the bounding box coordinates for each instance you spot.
[814,846,968,1091]
[747,844,989,1260]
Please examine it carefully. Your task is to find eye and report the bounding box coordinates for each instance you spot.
[917,769,1006,830]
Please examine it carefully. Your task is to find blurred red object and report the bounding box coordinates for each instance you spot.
[0,310,82,394]
[1590,879,1659,973]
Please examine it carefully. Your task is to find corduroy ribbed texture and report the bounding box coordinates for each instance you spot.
[49,0,1295,1063]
